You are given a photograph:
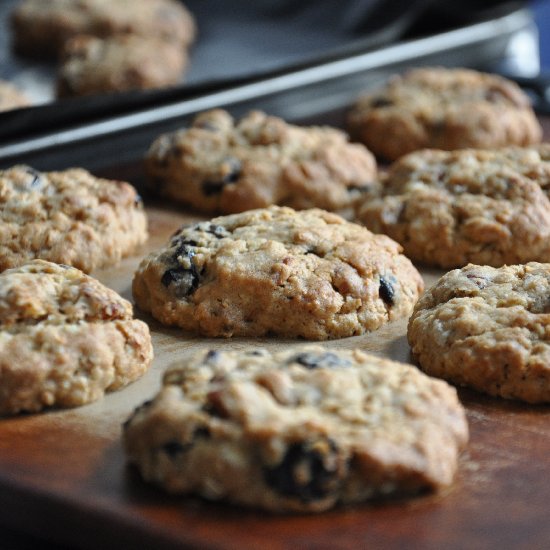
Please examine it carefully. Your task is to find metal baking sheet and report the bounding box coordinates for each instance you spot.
[0,7,537,170]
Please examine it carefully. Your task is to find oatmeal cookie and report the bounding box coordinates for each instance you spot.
[348,67,542,161]
[0,165,148,273]
[0,260,153,415]
[0,80,30,111]
[123,345,468,512]
[132,206,423,339]
[57,34,188,97]
[355,146,550,268]
[11,0,196,59]
[408,262,550,403]
[145,109,377,216]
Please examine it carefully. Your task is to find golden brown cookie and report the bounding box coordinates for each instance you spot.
[132,206,423,339]
[348,67,542,161]
[0,260,153,415]
[0,165,148,273]
[145,109,377,217]
[123,345,468,512]
[408,262,550,403]
[355,146,550,268]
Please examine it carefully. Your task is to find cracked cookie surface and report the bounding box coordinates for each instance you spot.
[0,165,148,273]
[0,260,153,415]
[123,345,468,512]
[145,109,377,217]
[408,262,550,403]
[348,67,542,161]
[355,146,550,268]
[132,206,423,339]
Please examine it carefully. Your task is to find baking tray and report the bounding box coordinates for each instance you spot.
[0,6,538,167]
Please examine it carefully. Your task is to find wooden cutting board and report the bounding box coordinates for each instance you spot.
[2,198,550,550]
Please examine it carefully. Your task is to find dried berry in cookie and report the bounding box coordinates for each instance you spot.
[0,165,148,273]
[0,260,153,415]
[145,109,377,217]
[123,346,468,512]
[132,206,423,339]
[348,67,542,161]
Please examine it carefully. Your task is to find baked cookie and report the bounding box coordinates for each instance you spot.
[11,0,196,59]
[0,80,30,112]
[132,206,423,339]
[408,262,550,403]
[123,345,468,512]
[0,165,148,273]
[145,109,377,216]
[348,67,542,161]
[57,34,188,97]
[355,146,550,268]
[0,260,153,415]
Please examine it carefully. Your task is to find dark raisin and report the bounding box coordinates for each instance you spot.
[246,349,267,356]
[370,97,393,108]
[263,439,342,502]
[173,242,195,261]
[170,235,198,248]
[201,157,242,196]
[202,180,225,196]
[205,390,229,418]
[134,194,143,207]
[290,352,351,369]
[160,264,200,296]
[161,440,188,457]
[379,276,395,306]
[205,224,228,238]
[205,349,220,362]
[194,426,211,439]
[161,243,201,296]
[23,166,45,190]
[160,426,210,458]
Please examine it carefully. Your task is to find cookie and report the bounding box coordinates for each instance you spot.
[0,80,31,112]
[0,165,148,273]
[348,67,542,161]
[123,345,468,512]
[408,262,550,403]
[145,109,377,216]
[355,146,550,268]
[11,0,196,59]
[0,260,153,415]
[132,206,423,340]
[57,34,188,97]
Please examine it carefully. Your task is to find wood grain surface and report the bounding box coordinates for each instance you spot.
[3,125,550,550]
